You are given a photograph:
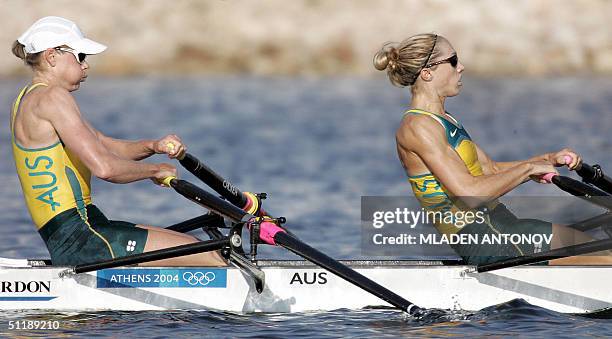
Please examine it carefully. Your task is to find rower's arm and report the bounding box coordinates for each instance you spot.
[40,87,172,183]
[397,116,552,206]
[86,122,186,161]
[474,144,537,182]
[474,144,580,176]
[85,122,156,160]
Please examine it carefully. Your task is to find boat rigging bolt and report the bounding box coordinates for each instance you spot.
[231,234,242,247]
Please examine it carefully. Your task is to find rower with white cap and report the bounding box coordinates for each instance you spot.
[17,16,107,61]
[10,16,226,267]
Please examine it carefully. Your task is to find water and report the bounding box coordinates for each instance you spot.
[1,76,612,337]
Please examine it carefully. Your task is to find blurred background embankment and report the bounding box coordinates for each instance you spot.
[2,0,612,77]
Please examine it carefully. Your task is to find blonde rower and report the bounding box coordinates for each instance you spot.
[374,33,612,265]
[11,16,225,266]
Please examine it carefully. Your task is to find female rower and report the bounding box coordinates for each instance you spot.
[10,16,226,267]
[373,33,612,265]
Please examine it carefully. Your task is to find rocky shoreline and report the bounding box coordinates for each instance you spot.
[2,0,611,76]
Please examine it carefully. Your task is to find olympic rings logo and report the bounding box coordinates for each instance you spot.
[182,271,216,286]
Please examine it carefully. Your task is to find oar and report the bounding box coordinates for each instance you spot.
[59,238,229,277]
[542,157,612,210]
[162,176,422,315]
[174,152,297,239]
[544,156,611,196]
[476,238,612,273]
[543,173,610,196]
[177,152,267,216]
[166,214,225,233]
[575,163,612,195]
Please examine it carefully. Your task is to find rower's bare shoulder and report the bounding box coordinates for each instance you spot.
[35,86,79,120]
[396,114,445,148]
[40,86,76,106]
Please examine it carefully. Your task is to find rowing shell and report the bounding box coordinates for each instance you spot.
[1,260,611,314]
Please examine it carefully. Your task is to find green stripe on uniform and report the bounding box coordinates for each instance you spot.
[65,166,88,222]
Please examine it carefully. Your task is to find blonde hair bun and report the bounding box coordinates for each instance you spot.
[372,33,439,87]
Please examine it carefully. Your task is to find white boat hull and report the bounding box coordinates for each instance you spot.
[1,261,610,314]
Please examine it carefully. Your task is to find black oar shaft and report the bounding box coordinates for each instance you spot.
[72,239,229,274]
[169,178,251,222]
[477,238,612,273]
[571,213,612,232]
[551,176,612,210]
[166,214,224,233]
[274,231,420,314]
[552,175,609,197]
[180,153,248,207]
[576,163,612,195]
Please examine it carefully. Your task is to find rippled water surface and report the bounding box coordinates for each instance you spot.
[1,76,612,337]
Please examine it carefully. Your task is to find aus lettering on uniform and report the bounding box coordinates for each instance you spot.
[26,155,60,211]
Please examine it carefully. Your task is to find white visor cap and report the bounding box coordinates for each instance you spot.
[17,16,106,55]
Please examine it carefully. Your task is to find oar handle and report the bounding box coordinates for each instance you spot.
[176,149,186,161]
[541,173,557,183]
[162,176,177,187]
[166,142,176,153]
[541,155,573,183]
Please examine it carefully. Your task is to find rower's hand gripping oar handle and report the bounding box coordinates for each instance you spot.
[541,155,610,185]
[541,155,573,183]
[539,156,612,206]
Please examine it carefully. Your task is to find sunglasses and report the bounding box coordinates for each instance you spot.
[425,54,458,69]
[54,47,87,64]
